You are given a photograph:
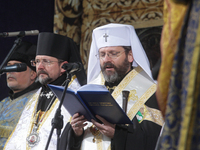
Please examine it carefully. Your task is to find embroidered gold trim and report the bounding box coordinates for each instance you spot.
[112,66,142,99]
[26,77,77,149]
[127,84,157,120]
[96,133,103,150]
[0,125,13,138]
[90,125,101,143]
[142,105,164,126]
[69,75,77,85]
[3,92,39,150]
[107,145,111,150]
[93,67,155,150]
[0,93,37,139]
[128,89,138,102]
[38,99,59,130]
[30,77,76,132]
[100,72,105,85]
[26,93,41,149]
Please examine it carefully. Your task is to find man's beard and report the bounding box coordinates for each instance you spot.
[37,70,53,85]
[101,57,130,83]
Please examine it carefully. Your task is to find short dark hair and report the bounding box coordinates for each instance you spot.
[58,59,64,65]
[122,46,131,55]
[122,46,133,65]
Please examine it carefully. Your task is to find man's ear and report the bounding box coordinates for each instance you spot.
[30,70,37,81]
[60,61,68,74]
[128,50,134,63]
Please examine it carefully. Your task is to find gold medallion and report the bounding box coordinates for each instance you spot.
[90,125,100,143]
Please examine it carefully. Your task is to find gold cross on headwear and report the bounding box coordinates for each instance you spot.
[103,33,109,42]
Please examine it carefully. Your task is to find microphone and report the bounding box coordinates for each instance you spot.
[0,63,27,74]
[0,30,39,37]
[62,62,82,74]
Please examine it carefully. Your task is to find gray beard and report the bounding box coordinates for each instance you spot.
[37,76,52,85]
[103,70,119,83]
[101,57,130,83]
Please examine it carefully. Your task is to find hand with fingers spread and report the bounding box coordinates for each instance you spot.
[92,115,116,139]
[71,113,88,136]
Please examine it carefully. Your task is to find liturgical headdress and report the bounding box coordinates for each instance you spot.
[8,41,37,71]
[87,23,153,83]
[36,32,87,85]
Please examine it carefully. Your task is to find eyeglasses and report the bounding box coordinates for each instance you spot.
[30,59,63,67]
[95,50,125,59]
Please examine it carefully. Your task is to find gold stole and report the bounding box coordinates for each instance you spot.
[83,66,159,150]
[4,76,78,150]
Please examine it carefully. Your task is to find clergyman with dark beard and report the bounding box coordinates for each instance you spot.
[59,23,164,150]
[4,33,87,150]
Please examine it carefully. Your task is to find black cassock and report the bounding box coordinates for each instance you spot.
[59,93,162,150]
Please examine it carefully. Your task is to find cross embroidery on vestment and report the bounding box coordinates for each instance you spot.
[103,33,109,42]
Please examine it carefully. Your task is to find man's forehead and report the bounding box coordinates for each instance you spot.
[98,46,124,52]
[7,60,22,64]
[35,55,57,60]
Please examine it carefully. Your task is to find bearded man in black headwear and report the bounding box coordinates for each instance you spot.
[4,33,87,150]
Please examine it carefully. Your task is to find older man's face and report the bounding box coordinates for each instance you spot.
[99,46,133,83]
[6,60,36,93]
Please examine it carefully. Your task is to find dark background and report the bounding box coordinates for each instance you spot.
[0,0,54,100]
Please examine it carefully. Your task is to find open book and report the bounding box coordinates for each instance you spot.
[48,84,133,124]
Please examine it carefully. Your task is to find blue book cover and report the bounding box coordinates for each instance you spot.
[48,84,133,124]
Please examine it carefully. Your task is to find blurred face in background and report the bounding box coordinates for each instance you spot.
[6,60,37,93]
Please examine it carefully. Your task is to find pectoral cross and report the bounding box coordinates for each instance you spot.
[103,33,109,42]
[46,91,53,99]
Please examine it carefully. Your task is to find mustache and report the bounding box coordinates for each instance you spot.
[102,62,115,70]
[7,74,16,80]
[37,70,48,76]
